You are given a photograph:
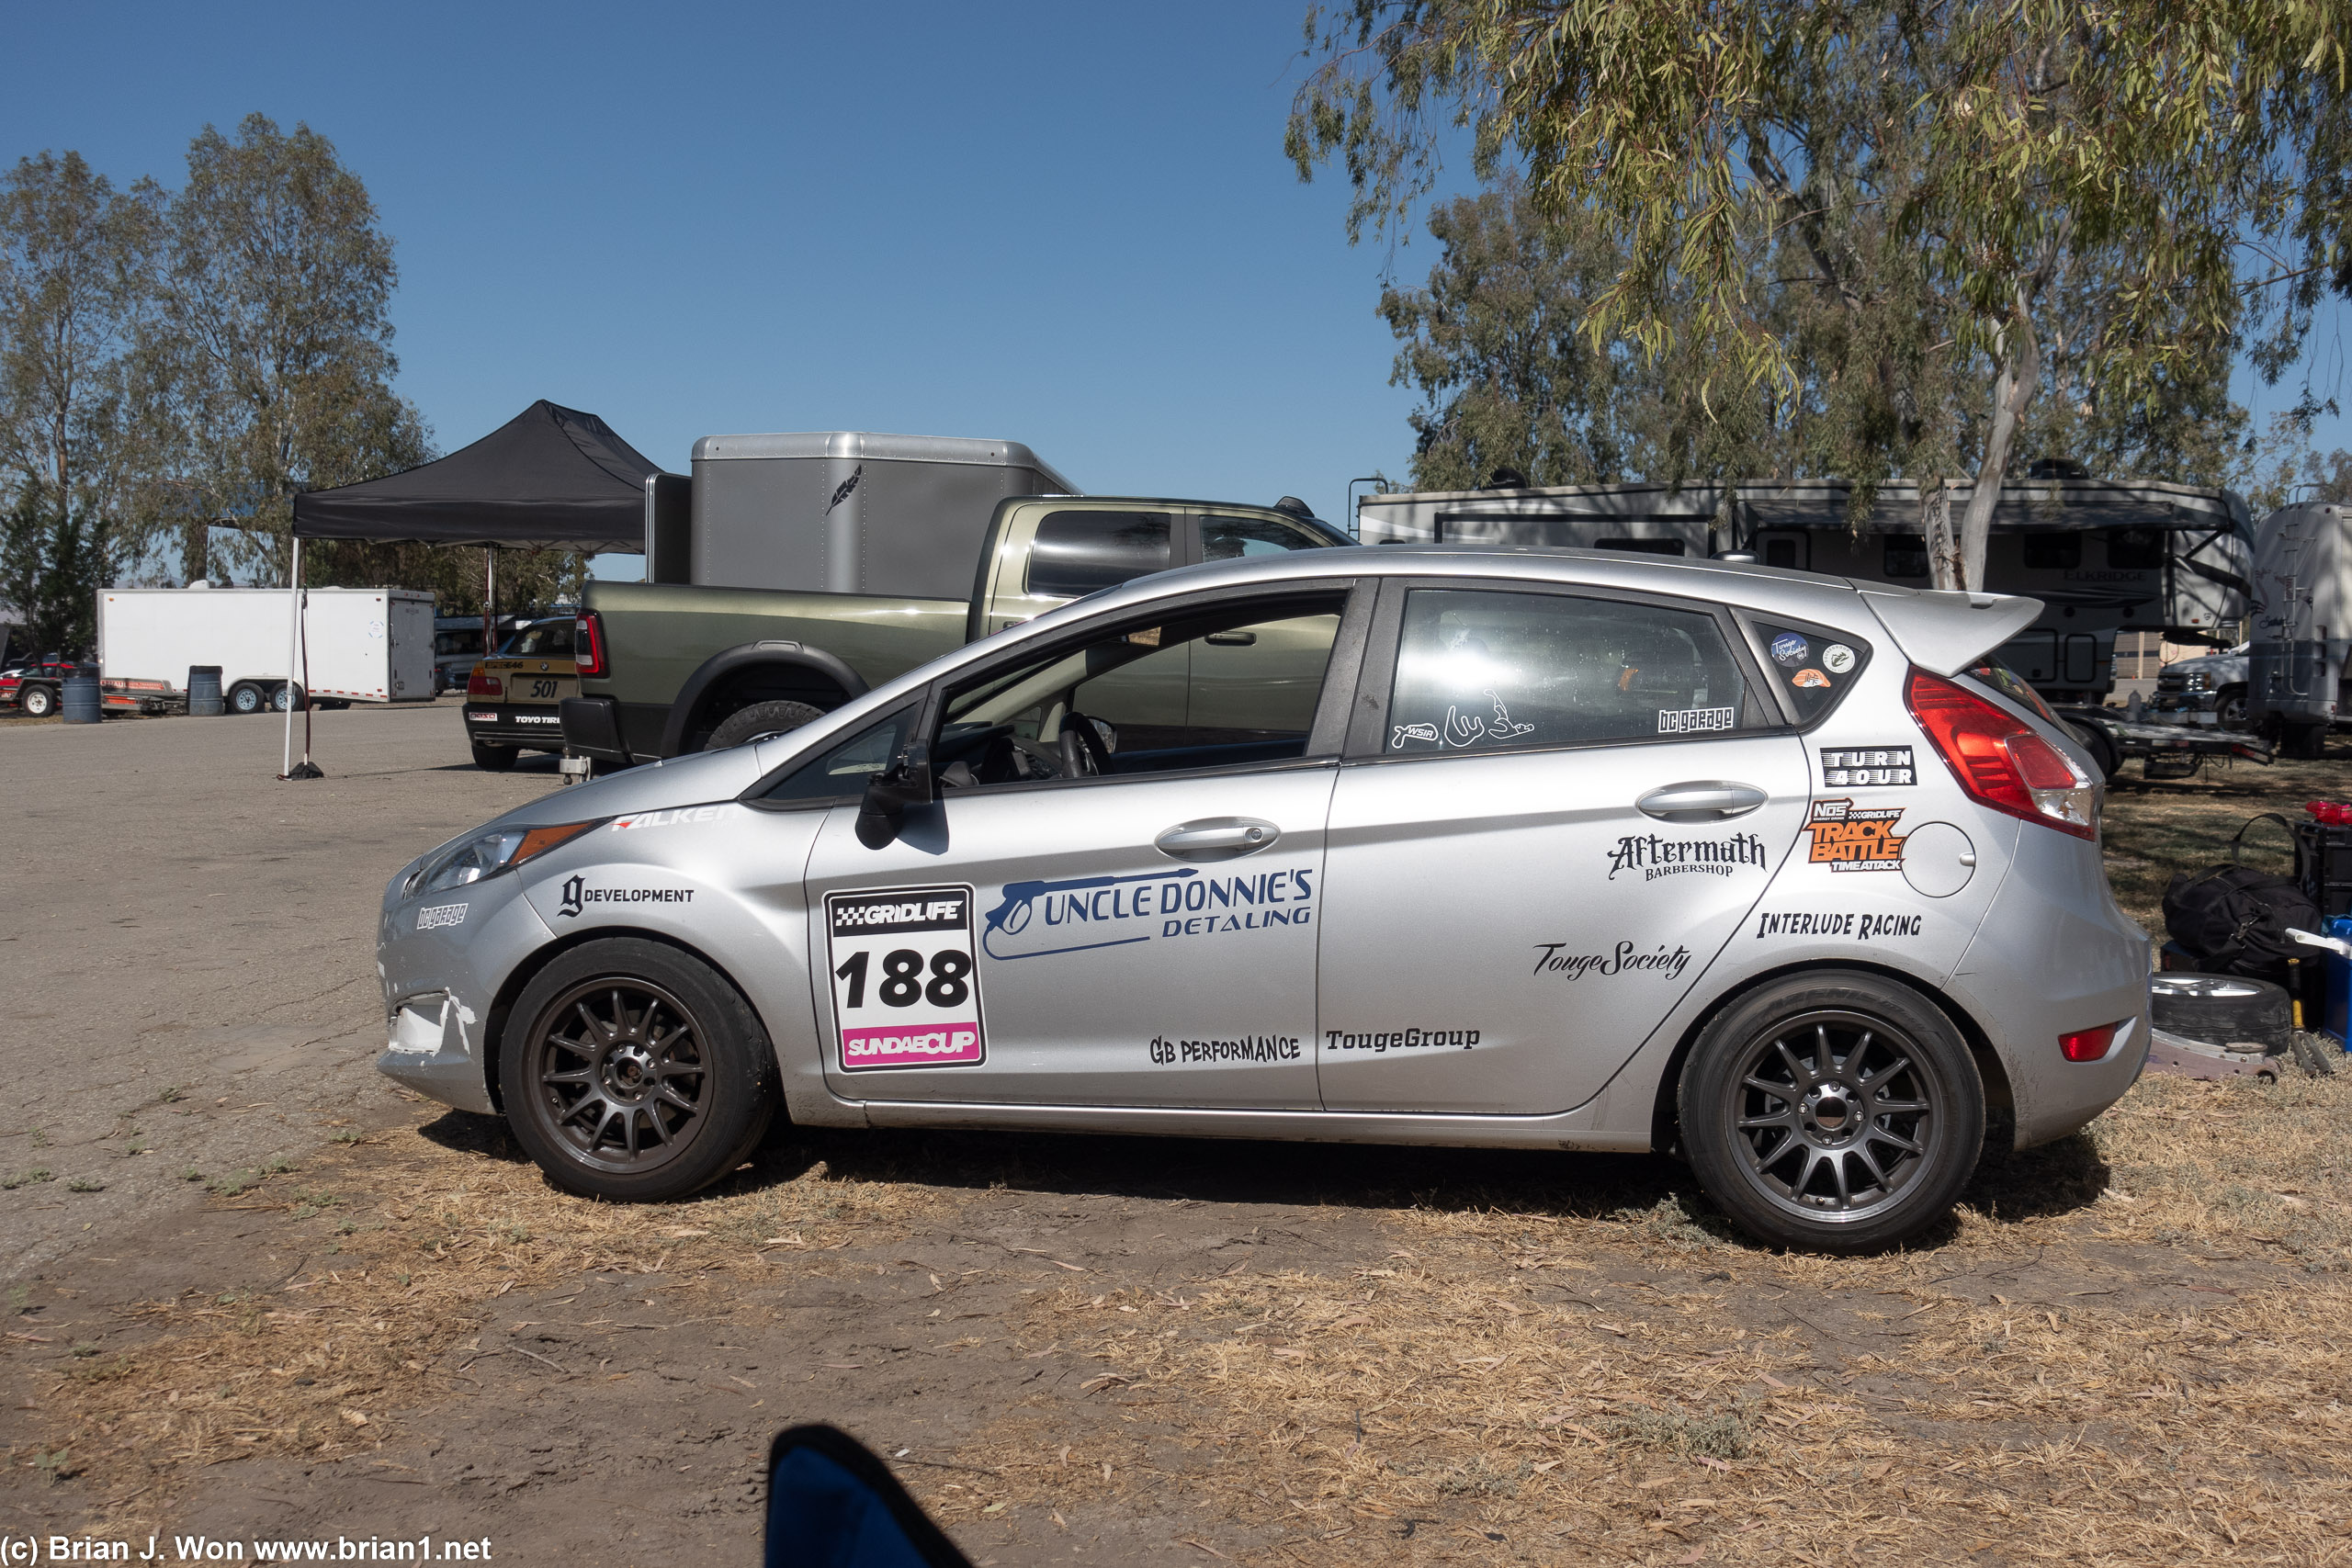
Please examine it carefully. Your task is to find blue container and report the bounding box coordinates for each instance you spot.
[60,671,101,723]
[2323,915,2352,1045]
[187,664,223,716]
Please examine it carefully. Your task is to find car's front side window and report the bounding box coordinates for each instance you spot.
[760,705,918,805]
[1384,588,1755,753]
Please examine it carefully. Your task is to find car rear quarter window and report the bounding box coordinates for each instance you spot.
[1385,589,1756,752]
[1747,619,1871,723]
[1025,512,1174,598]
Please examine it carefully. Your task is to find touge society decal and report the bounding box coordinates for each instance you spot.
[1804,799,1907,871]
[825,886,985,1071]
[980,866,1313,961]
[1531,940,1693,980]
[1607,830,1767,883]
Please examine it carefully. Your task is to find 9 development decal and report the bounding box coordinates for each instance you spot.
[825,886,986,1071]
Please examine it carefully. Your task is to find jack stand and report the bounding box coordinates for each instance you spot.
[558,754,591,785]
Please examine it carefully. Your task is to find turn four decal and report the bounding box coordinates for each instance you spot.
[1148,1033,1303,1066]
[1531,941,1693,980]
[1753,910,1922,940]
[825,886,985,1071]
[981,866,1314,961]
[1804,799,1907,872]
[1607,830,1768,883]
[1820,746,1916,786]
[558,877,695,918]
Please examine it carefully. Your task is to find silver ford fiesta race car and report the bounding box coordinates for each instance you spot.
[377,546,2149,1251]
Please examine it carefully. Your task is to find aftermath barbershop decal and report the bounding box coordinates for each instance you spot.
[1531,941,1693,980]
[1753,910,1923,940]
[1325,1026,1480,1055]
[1390,690,1535,750]
[1819,746,1916,786]
[825,885,986,1071]
[558,876,695,918]
[1148,1033,1303,1066]
[980,866,1315,961]
[1606,829,1768,883]
[1804,799,1907,872]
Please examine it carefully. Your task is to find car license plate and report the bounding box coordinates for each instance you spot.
[824,886,986,1072]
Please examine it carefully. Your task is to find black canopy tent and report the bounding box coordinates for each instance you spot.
[276,400,665,780]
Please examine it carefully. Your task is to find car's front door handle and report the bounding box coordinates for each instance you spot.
[1155,817,1282,861]
[1636,782,1769,822]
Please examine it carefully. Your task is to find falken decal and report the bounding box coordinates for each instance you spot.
[1804,799,1907,871]
[614,805,727,830]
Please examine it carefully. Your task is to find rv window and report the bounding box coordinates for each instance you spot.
[1882,536,1929,579]
[2106,528,2164,570]
[1594,537,1684,557]
[1763,538,1799,569]
[2021,535,2082,570]
[1025,511,1174,598]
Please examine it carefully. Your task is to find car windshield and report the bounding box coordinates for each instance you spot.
[500,620,574,659]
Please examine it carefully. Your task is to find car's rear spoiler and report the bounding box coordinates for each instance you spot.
[1854,586,2042,676]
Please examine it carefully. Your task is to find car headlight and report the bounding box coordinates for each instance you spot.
[405,819,604,897]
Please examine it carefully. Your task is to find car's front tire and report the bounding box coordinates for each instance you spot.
[1679,972,1984,1252]
[499,938,777,1201]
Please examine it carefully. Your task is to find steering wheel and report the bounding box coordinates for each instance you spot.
[1057,711,1114,778]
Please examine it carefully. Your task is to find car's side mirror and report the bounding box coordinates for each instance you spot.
[856,738,933,849]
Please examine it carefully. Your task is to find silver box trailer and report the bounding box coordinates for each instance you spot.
[1355,478,2251,704]
[2247,500,2352,754]
[648,431,1077,598]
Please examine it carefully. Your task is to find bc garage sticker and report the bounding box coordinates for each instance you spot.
[1804,799,1907,871]
[414,903,468,931]
[826,886,986,1071]
[1658,706,1736,735]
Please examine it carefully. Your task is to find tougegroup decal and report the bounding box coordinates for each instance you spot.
[1804,799,1907,872]
[1531,940,1694,980]
[557,876,696,919]
[980,866,1314,961]
[1753,910,1922,940]
[1324,1026,1479,1055]
[1148,1033,1303,1066]
[1606,830,1767,883]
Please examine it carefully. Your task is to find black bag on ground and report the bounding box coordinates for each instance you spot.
[2162,814,2322,982]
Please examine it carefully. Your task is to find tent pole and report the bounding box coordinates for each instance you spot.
[483,547,494,661]
[282,536,300,778]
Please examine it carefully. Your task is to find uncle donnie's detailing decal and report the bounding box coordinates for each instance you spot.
[1753,910,1922,940]
[981,866,1315,961]
[1820,746,1916,786]
[1804,799,1907,872]
[1148,1033,1303,1066]
[825,886,986,1071]
[1606,830,1768,883]
[1531,941,1693,980]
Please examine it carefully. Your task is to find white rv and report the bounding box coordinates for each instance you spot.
[2247,500,2352,755]
[98,586,437,714]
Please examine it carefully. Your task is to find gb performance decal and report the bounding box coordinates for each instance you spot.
[1804,799,1906,871]
[980,866,1314,961]
[826,886,986,1071]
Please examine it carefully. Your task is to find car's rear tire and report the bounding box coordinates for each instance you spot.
[470,739,518,772]
[19,684,55,717]
[499,938,777,1201]
[1679,972,1984,1252]
[706,699,823,750]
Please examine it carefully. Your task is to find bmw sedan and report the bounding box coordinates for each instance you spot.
[377,547,2148,1251]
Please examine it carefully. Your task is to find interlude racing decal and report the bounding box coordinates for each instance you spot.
[1819,746,1916,786]
[558,877,695,918]
[1148,1033,1303,1066]
[1753,910,1922,940]
[1606,830,1767,883]
[825,886,985,1071]
[980,866,1314,961]
[1804,799,1907,872]
[1530,940,1693,980]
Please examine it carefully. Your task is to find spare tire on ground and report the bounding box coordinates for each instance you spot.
[2148,973,2291,1052]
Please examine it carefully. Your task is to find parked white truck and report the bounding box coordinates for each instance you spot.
[2248,499,2352,755]
[98,586,437,714]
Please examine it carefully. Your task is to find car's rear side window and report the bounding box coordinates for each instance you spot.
[1025,512,1174,598]
[1747,618,1872,724]
[1385,589,1755,752]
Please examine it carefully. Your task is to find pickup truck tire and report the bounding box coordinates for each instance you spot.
[471,739,519,773]
[2215,686,2249,731]
[706,699,824,751]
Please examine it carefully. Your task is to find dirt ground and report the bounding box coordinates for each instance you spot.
[4,709,2351,1566]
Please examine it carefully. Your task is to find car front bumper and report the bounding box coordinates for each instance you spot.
[377,866,559,1112]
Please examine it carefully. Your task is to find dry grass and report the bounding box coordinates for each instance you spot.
[2099,751,2346,929]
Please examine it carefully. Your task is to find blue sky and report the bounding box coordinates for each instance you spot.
[6,0,2345,573]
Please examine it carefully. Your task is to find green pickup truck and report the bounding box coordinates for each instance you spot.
[560,492,1352,765]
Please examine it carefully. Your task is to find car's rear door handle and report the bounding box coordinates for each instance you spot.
[1155,817,1281,860]
[1636,782,1769,822]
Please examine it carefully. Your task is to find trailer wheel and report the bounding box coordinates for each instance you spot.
[2285,722,2328,760]
[269,682,306,713]
[471,739,518,773]
[19,684,55,717]
[227,682,266,716]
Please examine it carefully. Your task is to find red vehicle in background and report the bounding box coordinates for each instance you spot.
[1,658,168,717]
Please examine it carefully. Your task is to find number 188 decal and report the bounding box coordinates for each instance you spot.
[824,886,986,1071]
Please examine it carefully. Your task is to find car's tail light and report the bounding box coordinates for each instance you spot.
[467,670,502,697]
[1905,669,2099,839]
[2058,1022,2120,1062]
[574,609,606,679]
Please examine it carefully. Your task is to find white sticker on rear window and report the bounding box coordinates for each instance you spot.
[1658,706,1736,735]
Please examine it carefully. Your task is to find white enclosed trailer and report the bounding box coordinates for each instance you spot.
[98,586,436,712]
[2247,500,2352,754]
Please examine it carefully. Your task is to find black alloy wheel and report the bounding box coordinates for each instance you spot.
[1680,974,1983,1252]
[500,939,776,1201]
